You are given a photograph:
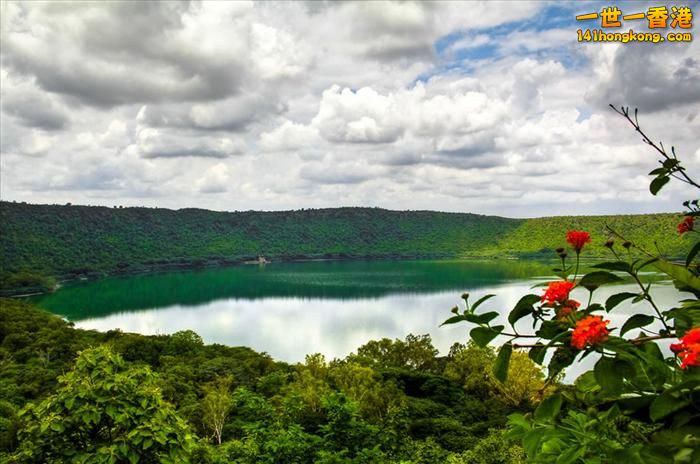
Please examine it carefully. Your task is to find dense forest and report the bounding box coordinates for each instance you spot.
[1,298,544,463]
[0,201,688,294]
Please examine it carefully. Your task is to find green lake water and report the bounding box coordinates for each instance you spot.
[30,259,682,377]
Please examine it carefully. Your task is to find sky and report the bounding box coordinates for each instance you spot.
[1,1,699,218]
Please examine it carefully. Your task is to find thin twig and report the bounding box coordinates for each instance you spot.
[610,105,700,189]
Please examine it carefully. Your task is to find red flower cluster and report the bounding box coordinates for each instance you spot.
[571,315,610,350]
[671,327,700,369]
[541,281,575,305]
[677,216,694,235]
[566,230,591,253]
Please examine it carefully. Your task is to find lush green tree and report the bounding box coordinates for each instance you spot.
[348,334,439,371]
[328,361,406,422]
[0,401,18,454]
[443,342,495,398]
[455,428,525,464]
[492,351,552,409]
[1,298,541,463]
[318,393,381,457]
[12,346,195,463]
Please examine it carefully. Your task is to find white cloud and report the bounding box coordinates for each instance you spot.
[312,86,405,144]
[134,127,246,159]
[1,0,698,217]
[196,162,230,193]
[259,121,320,152]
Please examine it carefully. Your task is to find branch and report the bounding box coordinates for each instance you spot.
[610,105,700,190]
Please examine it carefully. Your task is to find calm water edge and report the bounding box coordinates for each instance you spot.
[30,259,682,379]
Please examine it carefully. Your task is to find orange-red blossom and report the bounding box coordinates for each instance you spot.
[566,230,591,253]
[541,281,575,305]
[671,327,700,369]
[571,315,610,350]
[678,216,694,235]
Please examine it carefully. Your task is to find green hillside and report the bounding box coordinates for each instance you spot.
[0,201,689,292]
[488,213,687,257]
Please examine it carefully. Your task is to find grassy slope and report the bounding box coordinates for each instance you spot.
[0,201,689,283]
[490,213,687,257]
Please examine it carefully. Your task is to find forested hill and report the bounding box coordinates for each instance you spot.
[0,201,688,289]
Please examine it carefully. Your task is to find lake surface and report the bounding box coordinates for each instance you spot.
[30,259,682,379]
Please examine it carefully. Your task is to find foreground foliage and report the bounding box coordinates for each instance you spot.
[446,107,700,463]
[13,346,195,463]
[1,298,533,463]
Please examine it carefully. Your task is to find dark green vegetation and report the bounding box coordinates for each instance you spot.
[1,298,537,463]
[0,201,687,294]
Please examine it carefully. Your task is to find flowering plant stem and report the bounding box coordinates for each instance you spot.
[444,107,700,462]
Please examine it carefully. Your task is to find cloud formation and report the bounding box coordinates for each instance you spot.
[1,1,699,217]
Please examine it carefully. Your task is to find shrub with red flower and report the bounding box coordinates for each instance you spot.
[571,315,610,350]
[445,108,700,461]
[677,216,694,235]
[670,327,700,369]
[566,230,591,253]
[541,281,575,305]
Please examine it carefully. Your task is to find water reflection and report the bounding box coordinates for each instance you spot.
[31,259,557,318]
[30,260,684,382]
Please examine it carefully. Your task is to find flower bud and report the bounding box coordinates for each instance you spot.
[604,239,614,249]
[622,241,632,249]
[555,247,564,254]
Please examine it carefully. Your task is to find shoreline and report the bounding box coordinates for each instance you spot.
[4,252,501,298]
[3,251,646,298]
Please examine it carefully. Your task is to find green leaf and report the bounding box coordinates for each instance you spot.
[594,357,623,396]
[471,294,495,312]
[493,343,512,383]
[470,326,500,347]
[605,292,638,311]
[610,446,643,463]
[441,315,465,326]
[528,343,547,365]
[536,320,565,340]
[653,259,700,292]
[578,271,623,290]
[507,412,531,431]
[620,314,655,336]
[574,371,599,393]
[547,347,577,380]
[593,261,633,273]
[650,175,669,195]
[662,158,679,169]
[50,422,65,433]
[508,294,541,326]
[650,389,691,421]
[635,257,659,271]
[686,241,700,267]
[475,311,499,324]
[522,429,545,457]
[534,394,562,422]
[667,300,700,335]
[556,447,584,464]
